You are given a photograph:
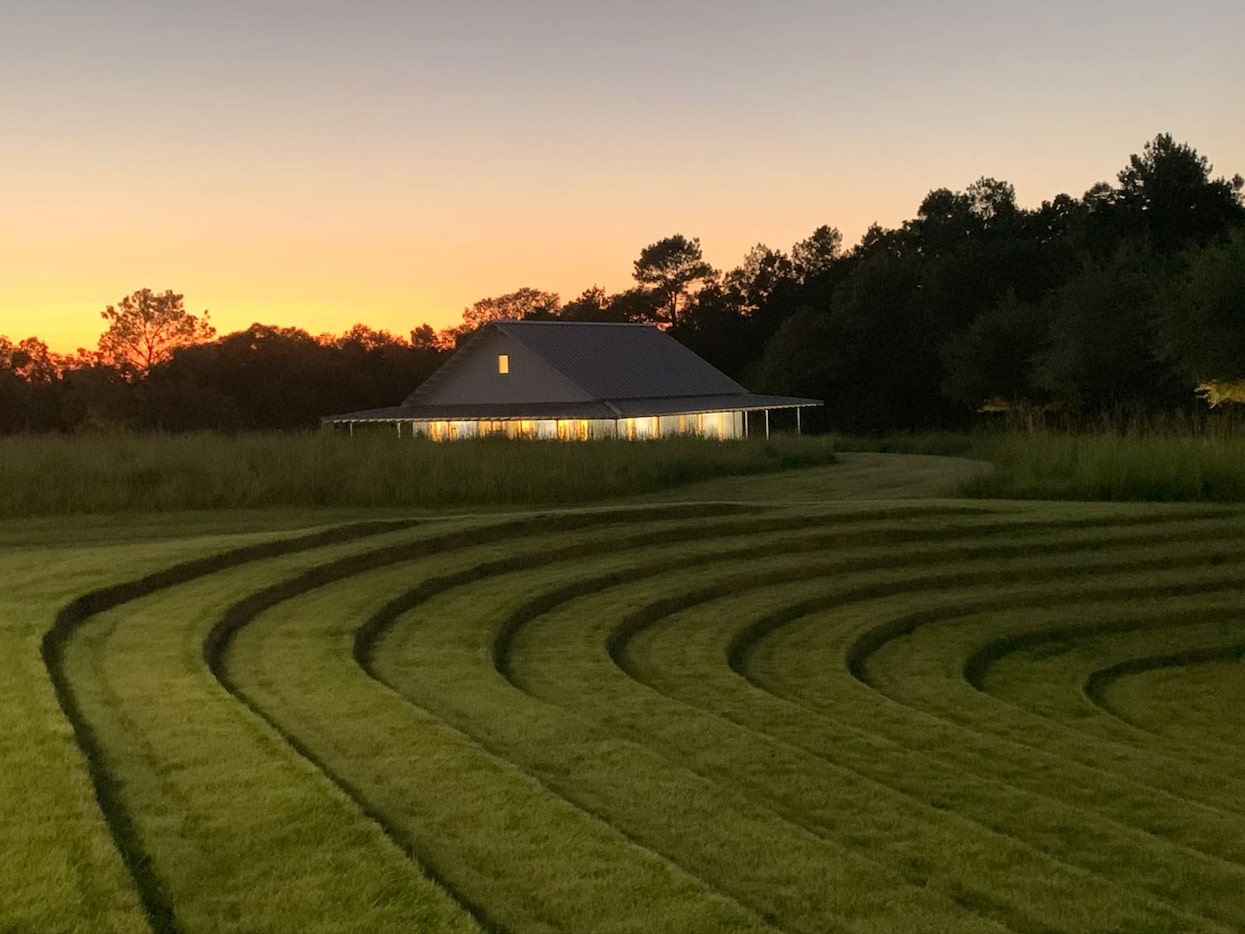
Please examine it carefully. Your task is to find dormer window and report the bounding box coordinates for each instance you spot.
[498,354,509,374]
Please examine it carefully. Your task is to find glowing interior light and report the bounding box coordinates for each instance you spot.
[498,354,509,374]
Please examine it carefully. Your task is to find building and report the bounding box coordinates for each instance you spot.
[322,320,820,440]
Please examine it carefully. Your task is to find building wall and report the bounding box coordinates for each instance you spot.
[401,411,750,442]
[415,330,594,406]
[407,418,619,441]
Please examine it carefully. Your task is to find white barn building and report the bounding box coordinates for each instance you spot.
[323,320,820,440]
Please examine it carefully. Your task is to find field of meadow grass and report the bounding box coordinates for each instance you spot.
[964,431,1245,502]
[3,431,1245,932]
[0,431,836,518]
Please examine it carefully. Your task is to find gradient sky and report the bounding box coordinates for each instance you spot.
[3,0,1242,353]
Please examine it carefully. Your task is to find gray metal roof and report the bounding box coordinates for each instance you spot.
[487,320,748,400]
[607,394,819,417]
[325,401,617,422]
[325,320,820,423]
[325,393,819,423]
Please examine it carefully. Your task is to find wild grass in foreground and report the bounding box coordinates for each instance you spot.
[0,431,835,517]
[964,432,1245,502]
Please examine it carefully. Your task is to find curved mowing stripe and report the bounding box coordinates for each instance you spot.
[498,550,1245,930]
[737,566,1245,815]
[727,533,1245,806]
[364,510,1245,933]
[601,576,1245,906]
[41,520,421,934]
[1088,650,1245,749]
[359,510,1032,933]
[213,507,789,934]
[853,581,1245,794]
[1084,640,1245,727]
[527,513,1245,931]
[41,499,1245,933]
[965,605,1244,742]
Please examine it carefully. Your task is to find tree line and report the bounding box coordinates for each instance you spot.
[2,132,1242,434]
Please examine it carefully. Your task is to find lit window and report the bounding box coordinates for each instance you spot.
[498,354,509,374]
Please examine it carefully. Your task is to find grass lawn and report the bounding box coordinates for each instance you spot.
[3,439,1244,932]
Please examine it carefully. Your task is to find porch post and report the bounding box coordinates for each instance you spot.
[764,409,770,439]
[796,408,802,435]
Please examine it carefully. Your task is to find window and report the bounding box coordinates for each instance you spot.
[497,354,509,374]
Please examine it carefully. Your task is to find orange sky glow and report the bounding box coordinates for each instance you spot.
[2,2,1242,355]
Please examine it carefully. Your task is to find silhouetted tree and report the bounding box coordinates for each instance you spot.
[4,131,1242,436]
[940,291,1049,412]
[605,287,664,324]
[464,287,561,327]
[409,324,443,350]
[1033,254,1183,413]
[441,287,562,346]
[722,244,794,315]
[1153,231,1245,383]
[966,177,1019,228]
[98,289,215,379]
[752,309,836,402]
[1116,133,1245,250]
[561,286,634,322]
[791,225,843,282]
[632,234,717,326]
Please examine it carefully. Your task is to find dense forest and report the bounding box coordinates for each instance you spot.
[2,133,1242,435]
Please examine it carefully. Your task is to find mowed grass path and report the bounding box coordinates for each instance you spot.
[4,456,1245,932]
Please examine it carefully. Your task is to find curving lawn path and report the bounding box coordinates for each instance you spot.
[4,453,1244,933]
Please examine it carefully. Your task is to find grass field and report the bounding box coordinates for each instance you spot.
[0,432,836,517]
[3,445,1245,932]
[964,431,1245,502]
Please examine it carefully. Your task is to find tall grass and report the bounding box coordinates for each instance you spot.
[0,431,836,517]
[964,432,1245,502]
[825,431,983,458]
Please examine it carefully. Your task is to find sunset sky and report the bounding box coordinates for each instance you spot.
[3,1,1242,354]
